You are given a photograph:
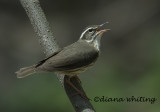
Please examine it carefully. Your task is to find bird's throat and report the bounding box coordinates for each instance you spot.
[85,39,100,51]
[93,39,100,50]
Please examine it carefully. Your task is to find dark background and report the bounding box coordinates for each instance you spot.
[0,0,160,112]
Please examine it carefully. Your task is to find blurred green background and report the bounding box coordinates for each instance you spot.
[0,0,160,112]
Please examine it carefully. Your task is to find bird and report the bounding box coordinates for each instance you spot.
[16,22,110,98]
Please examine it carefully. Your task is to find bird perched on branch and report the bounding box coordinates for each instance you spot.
[16,22,110,99]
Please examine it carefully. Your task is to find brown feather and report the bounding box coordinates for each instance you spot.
[36,40,99,74]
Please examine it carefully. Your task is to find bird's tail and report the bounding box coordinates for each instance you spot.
[16,65,37,78]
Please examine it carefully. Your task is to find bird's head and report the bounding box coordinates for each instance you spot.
[79,22,110,50]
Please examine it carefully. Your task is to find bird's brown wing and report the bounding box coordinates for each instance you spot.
[35,49,62,67]
[37,41,99,72]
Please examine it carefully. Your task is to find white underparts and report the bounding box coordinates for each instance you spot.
[85,39,100,50]
[94,39,100,50]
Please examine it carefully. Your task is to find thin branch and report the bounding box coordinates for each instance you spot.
[19,0,95,112]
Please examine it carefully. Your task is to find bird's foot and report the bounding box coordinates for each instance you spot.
[72,92,91,101]
[74,75,81,84]
[65,77,90,100]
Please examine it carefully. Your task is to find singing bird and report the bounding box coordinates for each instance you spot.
[16,22,110,97]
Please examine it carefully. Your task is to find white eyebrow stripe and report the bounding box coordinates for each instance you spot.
[80,27,92,39]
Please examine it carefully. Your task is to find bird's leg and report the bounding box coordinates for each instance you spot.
[65,77,89,100]
[74,75,81,84]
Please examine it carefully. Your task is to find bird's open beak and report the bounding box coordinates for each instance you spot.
[96,22,110,35]
[99,21,109,27]
[97,29,111,34]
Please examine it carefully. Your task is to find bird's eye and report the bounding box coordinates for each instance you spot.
[88,28,94,33]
